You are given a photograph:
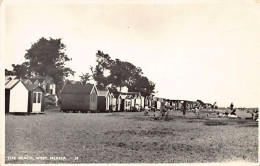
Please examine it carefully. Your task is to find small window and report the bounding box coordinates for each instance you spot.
[33,92,37,103]
[37,93,42,103]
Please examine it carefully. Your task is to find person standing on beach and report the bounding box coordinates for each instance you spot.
[182,101,187,117]
[230,102,234,110]
[195,107,200,117]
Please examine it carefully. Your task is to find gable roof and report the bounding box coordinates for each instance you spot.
[33,80,40,85]
[61,84,96,94]
[29,75,54,84]
[121,92,140,96]
[22,79,33,84]
[5,76,17,79]
[22,82,45,92]
[109,93,114,98]
[111,92,120,98]
[96,85,108,91]
[23,83,38,91]
[120,92,141,98]
[197,100,205,104]
[118,92,141,99]
[31,75,53,81]
[146,95,153,100]
[98,90,109,97]
[5,76,18,84]
[119,94,128,99]
[5,79,20,89]
[5,77,11,85]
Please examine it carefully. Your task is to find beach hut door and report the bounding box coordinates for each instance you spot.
[32,92,42,112]
[106,96,110,110]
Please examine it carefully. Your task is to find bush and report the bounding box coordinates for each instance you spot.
[44,95,57,108]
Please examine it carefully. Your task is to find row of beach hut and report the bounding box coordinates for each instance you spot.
[5,75,213,114]
[59,83,213,113]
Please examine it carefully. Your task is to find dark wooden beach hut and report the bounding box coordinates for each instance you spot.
[60,83,98,112]
[97,90,111,112]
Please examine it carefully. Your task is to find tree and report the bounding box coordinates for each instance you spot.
[108,59,144,92]
[79,73,92,84]
[91,50,155,96]
[108,59,130,91]
[11,62,31,78]
[5,69,14,76]
[128,75,155,97]
[90,50,112,87]
[24,37,75,85]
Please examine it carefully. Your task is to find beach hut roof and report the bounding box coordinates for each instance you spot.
[119,92,141,99]
[111,92,120,98]
[22,83,45,92]
[5,76,18,84]
[29,75,54,84]
[61,84,96,94]
[98,90,109,96]
[96,85,108,91]
[22,79,33,84]
[121,92,140,95]
[5,79,20,89]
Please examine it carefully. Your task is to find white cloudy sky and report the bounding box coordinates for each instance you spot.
[2,0,260,107]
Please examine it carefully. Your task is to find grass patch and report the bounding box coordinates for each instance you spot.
[104,128,178,136]
[5,109,258,163]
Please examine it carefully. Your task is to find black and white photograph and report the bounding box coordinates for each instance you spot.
[1,0,259,164]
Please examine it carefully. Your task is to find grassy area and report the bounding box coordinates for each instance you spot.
[5,108,258,163]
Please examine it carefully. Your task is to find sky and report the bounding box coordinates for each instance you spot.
[2,0,260,107]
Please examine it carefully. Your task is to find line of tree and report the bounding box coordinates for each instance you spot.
[89,50,155,96]
[7,37,155,97]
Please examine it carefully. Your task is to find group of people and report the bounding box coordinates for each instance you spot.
[143,102,171,120]
[143,101,201,120]
[182,101,200,117]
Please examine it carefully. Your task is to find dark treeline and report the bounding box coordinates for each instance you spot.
[89,50,155,96]
[6,37,155,97]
